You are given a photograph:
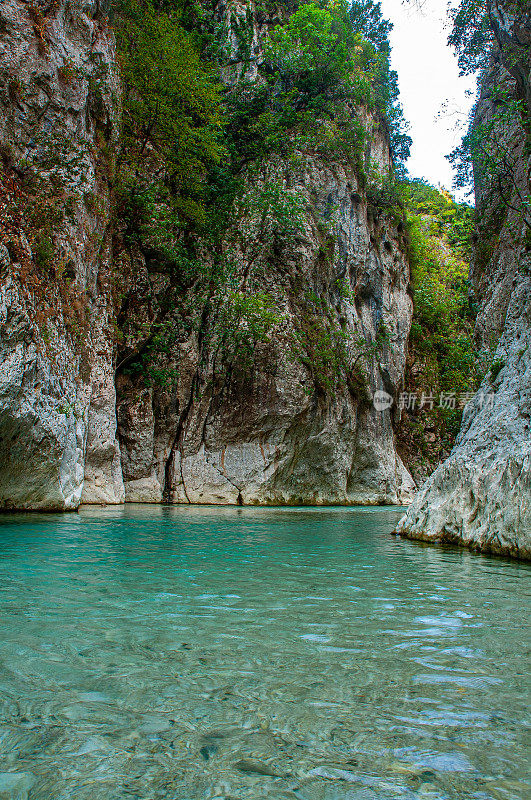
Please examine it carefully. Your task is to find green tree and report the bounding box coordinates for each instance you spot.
[219,1,409,172]
[110,0,414,391]
[402,180,477,394]
[447,0,530,223]
[350,1,411,164]
[398,180,479,461]
[113,0,224,227]
[262,1,410,165]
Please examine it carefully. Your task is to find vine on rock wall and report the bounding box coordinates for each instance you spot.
[111,0,412,401]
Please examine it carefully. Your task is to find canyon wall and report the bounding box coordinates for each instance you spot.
[0,0,415,509]
[114,1,415,505]
[397,7,531,558]
[0,0,124,509]
[116,151,415,506]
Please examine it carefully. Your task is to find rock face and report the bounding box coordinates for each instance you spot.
[396,269,531,558]
[117,153,415,506]
[0,0,414,509]
[0,0,124,509]
[397,9,531,558]
[114,1,415,506]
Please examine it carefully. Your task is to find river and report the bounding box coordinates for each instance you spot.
[0,505,528,799]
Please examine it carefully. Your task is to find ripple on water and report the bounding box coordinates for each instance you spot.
[0,505,529,800]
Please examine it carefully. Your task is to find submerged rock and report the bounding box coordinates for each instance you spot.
[0,772,35,800]
[234,758,284,777]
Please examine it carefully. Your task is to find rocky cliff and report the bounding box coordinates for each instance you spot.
[0,0,124,509]
[116,151,415,506]
[397,5,531,558]
[0,0,415,509]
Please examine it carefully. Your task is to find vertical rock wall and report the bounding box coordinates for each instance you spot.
[116,156,416,505]
[0,0,415,510]
[0,0,124,509]
[397,10,531,557]
[115,1,415,506]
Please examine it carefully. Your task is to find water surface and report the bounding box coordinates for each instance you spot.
[0,505,529,800]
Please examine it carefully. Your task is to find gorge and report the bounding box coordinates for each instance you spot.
[0,0,529,557]
[0,3,530,799]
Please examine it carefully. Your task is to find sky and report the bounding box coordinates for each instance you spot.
[379,0,477,197]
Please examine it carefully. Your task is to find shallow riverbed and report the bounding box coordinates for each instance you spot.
[0,505,529,800]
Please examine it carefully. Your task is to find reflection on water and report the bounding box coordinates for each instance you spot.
[0,505,529,800]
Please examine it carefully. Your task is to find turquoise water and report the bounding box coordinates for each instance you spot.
[0,505,529,800]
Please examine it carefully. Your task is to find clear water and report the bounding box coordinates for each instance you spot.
[0,505,529,800]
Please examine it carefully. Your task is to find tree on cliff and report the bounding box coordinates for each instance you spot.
[449,0,530,125]
[112,0,224,226]
[447,0,530,236]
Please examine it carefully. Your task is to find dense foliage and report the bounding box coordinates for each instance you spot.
[112,0,224,228]
[350,1,411,164]
[448,0,529,79]
[112,0,411,235]
[447,0,530,231]
[259,1,411,166]
[397,180,479,470]
[396,0,530,477]
[109,0,413,393]
[403,180,476,393]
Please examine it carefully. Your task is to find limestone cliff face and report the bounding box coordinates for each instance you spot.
[0,0,124,509]
[0,0,414,509]
[114,1,415,506]
[396,261,531,558]
[116,154,415,506]
[397,9,531,557]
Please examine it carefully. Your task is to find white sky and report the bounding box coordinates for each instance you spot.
[379,0,476,197]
